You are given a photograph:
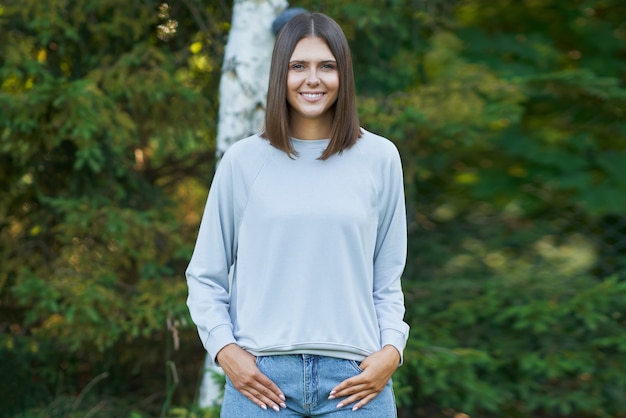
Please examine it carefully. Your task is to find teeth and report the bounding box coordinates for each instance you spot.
[302,93,323,99]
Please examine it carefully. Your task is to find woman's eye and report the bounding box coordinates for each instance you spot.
[291,64,305,70]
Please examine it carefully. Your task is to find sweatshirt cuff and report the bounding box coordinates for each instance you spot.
[381,329,407,365]
[206,324,237,365]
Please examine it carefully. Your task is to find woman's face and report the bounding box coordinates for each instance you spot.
[286,37,339,128]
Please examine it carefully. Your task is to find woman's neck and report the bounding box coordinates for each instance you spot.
[289,112,333,140]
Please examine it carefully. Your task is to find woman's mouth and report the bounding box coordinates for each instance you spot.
[301,93,324,100]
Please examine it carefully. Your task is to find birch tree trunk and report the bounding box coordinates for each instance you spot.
[199,0,288,408]
[215,0,288,159]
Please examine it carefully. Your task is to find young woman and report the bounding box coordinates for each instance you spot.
[186,12,409,417]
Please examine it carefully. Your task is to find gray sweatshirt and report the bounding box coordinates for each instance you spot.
[186,130,409,365]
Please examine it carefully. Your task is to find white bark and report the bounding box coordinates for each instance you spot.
[199,0,288,408]
[215,0,289,159]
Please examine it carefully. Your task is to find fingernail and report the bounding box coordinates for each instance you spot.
[336,402,344,408]
[261,404,267,410]
[328,395,335,400]
[280,402,287,409]
[352,406,359,412]
[273,405,280,412]
[330,390,336,395]
[279,394,286,401]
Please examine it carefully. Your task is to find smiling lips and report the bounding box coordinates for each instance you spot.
[301,92,325,101]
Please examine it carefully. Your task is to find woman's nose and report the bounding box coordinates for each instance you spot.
[306,69,319,85]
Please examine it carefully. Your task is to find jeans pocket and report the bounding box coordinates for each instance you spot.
[348,359,364,373]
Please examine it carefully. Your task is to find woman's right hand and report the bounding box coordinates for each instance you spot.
[216,343,287,412]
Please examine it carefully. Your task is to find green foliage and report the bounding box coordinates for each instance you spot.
[0,0,227,415]
[398,272,626,417]
[166,406,221,418]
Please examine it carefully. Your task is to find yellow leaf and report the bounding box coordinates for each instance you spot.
[37,49,47,63]
[455,172,478,184]
[190,41,202,54]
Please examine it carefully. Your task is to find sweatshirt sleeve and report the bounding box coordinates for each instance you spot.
[373,144,410,364]
[185,155,238,364]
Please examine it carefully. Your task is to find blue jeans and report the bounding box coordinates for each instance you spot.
[220,354,397,417]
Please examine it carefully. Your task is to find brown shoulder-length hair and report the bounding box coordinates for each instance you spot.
[261,12,362,160]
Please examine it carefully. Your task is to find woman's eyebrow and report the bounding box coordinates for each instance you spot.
[289,59,337,64]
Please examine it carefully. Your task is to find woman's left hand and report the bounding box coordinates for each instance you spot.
[328,345,400,411]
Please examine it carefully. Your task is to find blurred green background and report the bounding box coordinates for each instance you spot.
[1,0,625,417]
